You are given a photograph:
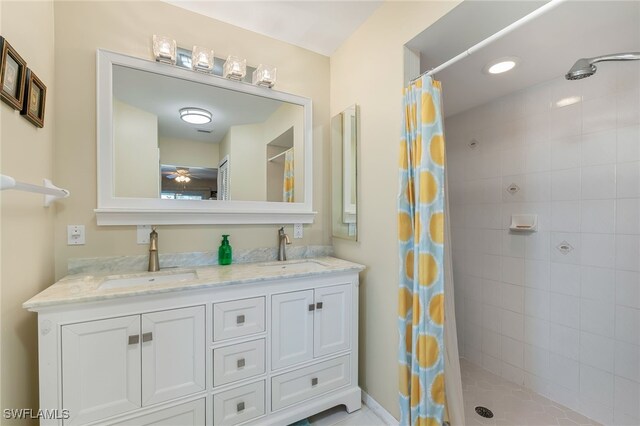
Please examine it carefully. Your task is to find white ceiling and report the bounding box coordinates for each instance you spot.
[408,1,640,117]
[113,65,294,144]
[164,0,383,56]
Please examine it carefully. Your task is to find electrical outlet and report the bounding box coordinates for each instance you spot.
[137,225,151,244]
[293,223,303,239]
[67,225,85,245]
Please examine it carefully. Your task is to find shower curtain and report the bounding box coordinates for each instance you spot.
[398,75,464,426]
[283,149,294,202]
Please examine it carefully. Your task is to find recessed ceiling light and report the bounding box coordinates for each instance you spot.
[179,107,212,125]
[484,57,519,75]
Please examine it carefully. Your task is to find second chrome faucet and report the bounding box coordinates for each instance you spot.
[278,227,291,261]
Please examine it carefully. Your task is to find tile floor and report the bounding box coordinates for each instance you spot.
[309,404,388,426]
[461,359,601,426]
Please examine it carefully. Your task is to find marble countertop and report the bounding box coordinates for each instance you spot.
[23,257,365,310]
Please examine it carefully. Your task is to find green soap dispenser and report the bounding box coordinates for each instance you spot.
[218,235,232,265]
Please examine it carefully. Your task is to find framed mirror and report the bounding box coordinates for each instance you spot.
[95,49,314,225]
[331,104,359,240]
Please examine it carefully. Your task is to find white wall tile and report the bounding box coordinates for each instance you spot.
[482,303,500,332]
[616,125,640,163]
[524,287,549,320]
[501,335,524,368]
[523,112,550,145]
[615,305,640,345]
[580,199,615,234]
[549,352,580,391]
[502,233,525,258]
[524,316,550,349]
[549,323,580,360]
[617,162,640,198]
[615,340,640,382]
[617,90,640,127]
[502,174,526,203]
[525,142,551,173]
[525,172,551,202]
[500,309,524,341]
[616,198,640,235]
[500,282,524,313]
[549,293,580,329]
[550,262,581,296]
[550,102,581,140]
[501,256,524,285]
[580,365,615,408]
[616,234,640,272]
[550,232,581,265]
[524,259,550,290]
[581,266,615,303]
[501,361,525,385]
[501,148,526,176]
[551,168,581,201]
[482,353,502,376]
[524,344,550,378]
[579,331,614,372]
[583,95,617,134]
[525,231,550,260]
[616,270,640,309]
[580,233,615,268]
[580,299,615,337]
[551,201,580,232]
[482,254,502,281]
[482,328,501,358]
[551,135,581,171]
[581,164,616,199]
[581,129,616,166]
[614,376,640,420]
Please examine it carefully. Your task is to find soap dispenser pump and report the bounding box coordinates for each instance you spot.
[218,234,232,265]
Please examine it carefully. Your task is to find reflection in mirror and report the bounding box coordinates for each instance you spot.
[331,104,359,241]
[112,64,304,203]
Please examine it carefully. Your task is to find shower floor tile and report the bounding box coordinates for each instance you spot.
[461,359,601,426]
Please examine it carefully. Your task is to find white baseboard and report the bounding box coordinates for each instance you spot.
[361,391,399,426]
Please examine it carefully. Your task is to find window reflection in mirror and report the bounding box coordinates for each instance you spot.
[111,64,304,203]
[331,104,359,241]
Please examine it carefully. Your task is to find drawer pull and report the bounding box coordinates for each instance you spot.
[142,332,153,342]
[128,335,139,345]
[308,304,315,311]
[316,302,323,310]
[237,358,245,368]
[311,377,318,386]
[236,314,245,325]
[237,401,245,412]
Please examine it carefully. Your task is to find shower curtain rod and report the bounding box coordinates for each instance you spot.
[412,0,567,82]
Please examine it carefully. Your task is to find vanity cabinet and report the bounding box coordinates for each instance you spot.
[61,306,205,425]
[29,264,362,425]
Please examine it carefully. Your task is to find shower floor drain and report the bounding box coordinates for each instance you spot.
[475,406,494,419]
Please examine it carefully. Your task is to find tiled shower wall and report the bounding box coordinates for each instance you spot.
[446,61,640,425]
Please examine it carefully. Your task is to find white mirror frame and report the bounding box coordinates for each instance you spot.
[95,49,314,225]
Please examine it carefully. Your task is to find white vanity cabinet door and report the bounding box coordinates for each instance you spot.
[313,284,351,358]
[62,315,141,425]
[141,306,206,406]
[110,398,205,425]
[271,290,314,369]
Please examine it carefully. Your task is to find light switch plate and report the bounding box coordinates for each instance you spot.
[67,225,85,245]
[293,223,303,239]
[137,225,151,244]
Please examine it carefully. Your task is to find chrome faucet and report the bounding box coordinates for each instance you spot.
[277,227,291,261]
[148,227,160,272]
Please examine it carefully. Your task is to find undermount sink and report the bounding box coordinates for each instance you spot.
[99,271,197,290]
[257,260,329,273]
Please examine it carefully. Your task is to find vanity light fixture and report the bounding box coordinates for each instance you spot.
[223,56,247,80]
[192,46,214,73]
[484,57,519,75]
[252,64,277,88]
[179,107,212,125]
[152,35,177,65]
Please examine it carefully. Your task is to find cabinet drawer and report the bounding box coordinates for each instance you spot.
[214,339,265,387]
[213,381,265,426]
[271,355,350,411]
[214,297,265,341]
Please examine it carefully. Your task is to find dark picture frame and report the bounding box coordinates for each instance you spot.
[21,69,46,127]
[0,37,27,110]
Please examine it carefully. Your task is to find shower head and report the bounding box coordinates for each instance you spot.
[565,52,640,80]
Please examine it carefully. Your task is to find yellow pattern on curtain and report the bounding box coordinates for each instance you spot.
[398,75,446,426]
[283,148,294,202]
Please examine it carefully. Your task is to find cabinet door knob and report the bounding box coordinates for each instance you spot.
[237,358,245,368]
[128,335,139,345]
[142,332,153,342]
[316,302,323,310]
[311,377,318,386]
[237,401,245,412]
[308,304,315,311]
[236,314,245,325]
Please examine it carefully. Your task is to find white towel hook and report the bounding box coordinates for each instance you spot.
[0,174,70,207]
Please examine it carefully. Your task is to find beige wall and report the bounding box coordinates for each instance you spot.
[0,1,56,421]
[113,99,159,198]
[159,137,219,169]
[53,1,331,279]
[329,1,459,418]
